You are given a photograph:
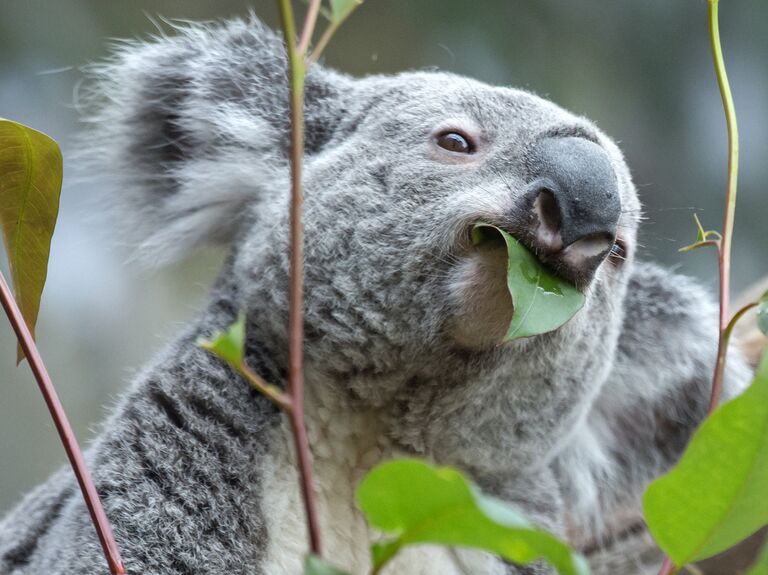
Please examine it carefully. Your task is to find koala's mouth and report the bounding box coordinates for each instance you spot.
[447,228,515,349]
[448,220,597,349]
[460,212,616,291]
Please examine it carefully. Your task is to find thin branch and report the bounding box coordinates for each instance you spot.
[276,0,323,557]
[0,271,126,575]
[707,301,759,415]
[678,239,720,253]
[658,556,678,575]
[298,0,322,55]
[307,22,339,65]
[706,0,740,414]
[241,364,293,411]
[658,2,740,573]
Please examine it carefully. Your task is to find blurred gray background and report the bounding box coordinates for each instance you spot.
[0,0,766,514]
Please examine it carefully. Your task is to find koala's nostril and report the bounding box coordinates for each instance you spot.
[524,136,622,282]
[533,189,563,252]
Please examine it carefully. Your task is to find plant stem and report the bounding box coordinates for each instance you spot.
[277,0,322,557]
[241,364,293,411]
[658,3,739,573]
[0,271,126,575]
[307,22,339,65]
[658,557,678,575]
[706,0,739,414]
[298,0,322,55]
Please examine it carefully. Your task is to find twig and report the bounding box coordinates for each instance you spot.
[705,0,740,414]
[276,0,323,557]
[658,556,677,575]
[298,0,322,55]
[657,2,739,573]
[307,22,339,65]
[0,271,126,575]
[241,364,293,411]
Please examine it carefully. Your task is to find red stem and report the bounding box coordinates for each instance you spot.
[708,297,757,414]
[705,0,739,415]
[707,244,728,413]
[658,2,738,572]
[298,0,322,55]
[658,557,676,575]
[277,0,323,556]
[0,271,126,575]
[286,63,323,560]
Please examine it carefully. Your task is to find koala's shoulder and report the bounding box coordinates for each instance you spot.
[620,261,717,364]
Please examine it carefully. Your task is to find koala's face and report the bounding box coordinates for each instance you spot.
[235,71,641,473]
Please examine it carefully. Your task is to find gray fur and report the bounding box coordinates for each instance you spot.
[0,15,752,575]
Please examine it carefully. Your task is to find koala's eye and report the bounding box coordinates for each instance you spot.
[609,239,627,262]
[436,131,474,154]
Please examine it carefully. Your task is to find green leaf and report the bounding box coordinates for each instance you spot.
[304,554,350,575]
[329,0,363,25]
[758,291,768,336]
[746,540,768,575]
[198,312,246,368]
[694,213,707,243]
[643,352,768,566]
[0,119,63,363]
[472,224,585,341]
[679,214,722,253]
[357,459,589,575]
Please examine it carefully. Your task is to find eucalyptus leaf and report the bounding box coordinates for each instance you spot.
[329,0,363,25]
[198,312,246,368]
[472,224,585,341]
[694,213,707,243]
[643,352,768,566]
[304,554,350,575]
[357,459,589,575]
[0,119,62,362]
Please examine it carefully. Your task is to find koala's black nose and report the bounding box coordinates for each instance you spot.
[524,137,621,283]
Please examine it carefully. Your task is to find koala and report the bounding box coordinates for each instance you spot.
[0,15,753,575]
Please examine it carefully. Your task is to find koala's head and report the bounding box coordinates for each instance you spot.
[87,17,641,473]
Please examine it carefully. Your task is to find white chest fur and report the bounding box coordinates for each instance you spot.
[259,381,506,575]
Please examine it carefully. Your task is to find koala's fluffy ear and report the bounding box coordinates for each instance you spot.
[81,16,352,264]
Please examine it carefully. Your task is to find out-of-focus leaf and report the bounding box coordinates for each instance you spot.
[329,0,363,24]
[198,312,246,368]
[357,459,589,575]
[472,224,585,341]
[0,119,62,362]
[757,291,768,335]
[304,554,350,575]
[643,352,768,566]
[746,540,768,575]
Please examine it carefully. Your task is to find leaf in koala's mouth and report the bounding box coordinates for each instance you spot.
[471,224,585,341]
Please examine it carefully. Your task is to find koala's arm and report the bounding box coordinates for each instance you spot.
[553,262,753,574]
[0,324,282,575]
